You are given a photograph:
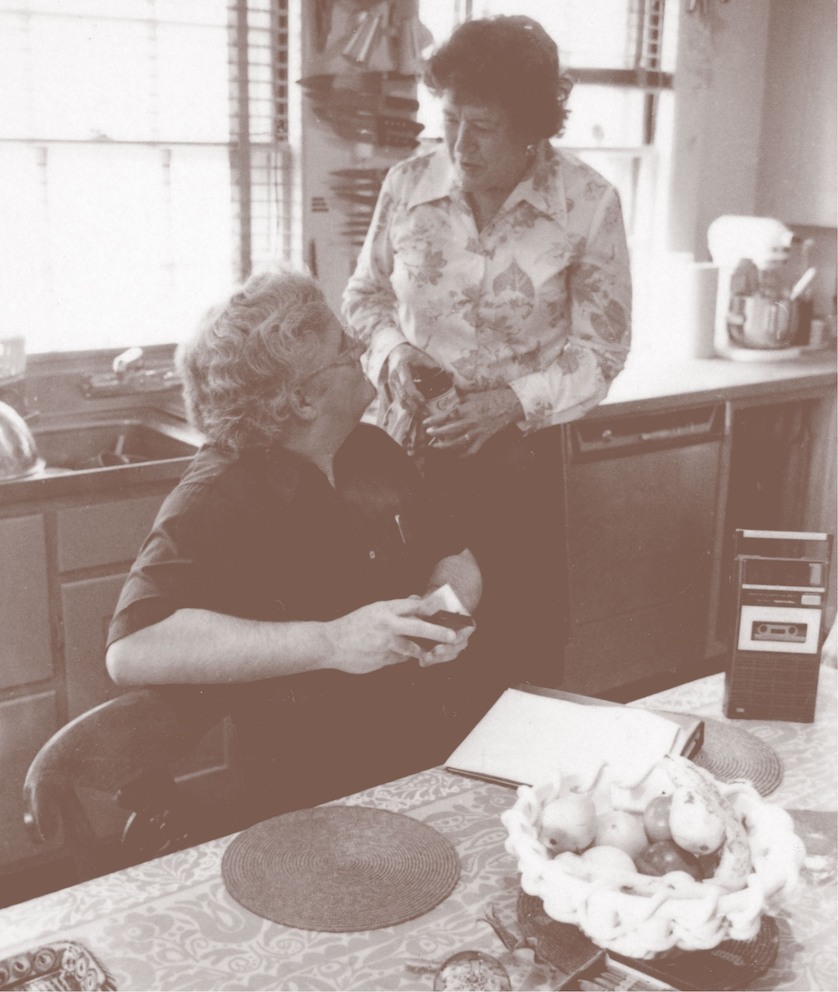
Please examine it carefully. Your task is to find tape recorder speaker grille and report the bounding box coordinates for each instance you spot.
[725,652,820,722]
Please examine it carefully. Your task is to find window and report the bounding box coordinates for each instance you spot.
[0,0,300,355]
[417,0,678,255]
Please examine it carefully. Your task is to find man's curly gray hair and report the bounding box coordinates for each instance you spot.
[177,269,333,452]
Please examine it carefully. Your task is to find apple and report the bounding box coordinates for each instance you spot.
[593,810,648,859]
[635,840,702,880]
[643,795,673,842]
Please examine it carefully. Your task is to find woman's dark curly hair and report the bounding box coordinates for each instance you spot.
[176,269,334,452]
[424,15,573,140]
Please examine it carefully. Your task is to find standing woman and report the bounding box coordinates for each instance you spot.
[343,15,631,715]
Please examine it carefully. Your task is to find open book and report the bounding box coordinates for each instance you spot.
[445,685,704,789]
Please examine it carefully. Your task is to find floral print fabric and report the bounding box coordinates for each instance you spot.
[343,141,632,434]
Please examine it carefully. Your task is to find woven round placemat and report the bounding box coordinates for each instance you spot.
[692,717,783,796]
[221,805,460,932]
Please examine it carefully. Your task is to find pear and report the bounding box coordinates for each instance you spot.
[539,792,597,854]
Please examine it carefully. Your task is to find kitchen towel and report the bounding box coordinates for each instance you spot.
[679,261,719,358]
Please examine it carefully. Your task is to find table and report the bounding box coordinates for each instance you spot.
[0,669,834,991]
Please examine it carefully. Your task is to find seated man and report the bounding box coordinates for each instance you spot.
[106,269,482,823]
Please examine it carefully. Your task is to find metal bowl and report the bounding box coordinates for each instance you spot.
[0,400,45,481]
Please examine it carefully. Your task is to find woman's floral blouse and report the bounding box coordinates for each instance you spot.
[343,141,632,433]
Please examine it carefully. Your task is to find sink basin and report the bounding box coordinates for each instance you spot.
[31,409,201,472]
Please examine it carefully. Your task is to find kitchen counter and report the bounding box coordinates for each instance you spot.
[594,347,836,419]
[1,347,834,507]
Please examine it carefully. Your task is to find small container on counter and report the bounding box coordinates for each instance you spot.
[0,335,26,382]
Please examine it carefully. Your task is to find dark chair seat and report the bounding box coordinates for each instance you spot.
[23,688,231,882]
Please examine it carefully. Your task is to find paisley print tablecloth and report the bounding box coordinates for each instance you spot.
[0,669,834,991]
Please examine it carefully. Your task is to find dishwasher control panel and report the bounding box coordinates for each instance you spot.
[570,404,726,458]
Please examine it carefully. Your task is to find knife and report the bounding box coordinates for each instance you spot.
[298,71,418,93]
[307,89,420,113]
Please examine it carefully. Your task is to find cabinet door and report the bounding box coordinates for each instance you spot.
[60,574,127,719]
[0,691,59,869]
[0,515,52,690]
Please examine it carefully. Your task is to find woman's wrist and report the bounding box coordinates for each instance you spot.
[500,385,525,427]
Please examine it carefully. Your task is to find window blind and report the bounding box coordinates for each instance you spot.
[0,0,298,353]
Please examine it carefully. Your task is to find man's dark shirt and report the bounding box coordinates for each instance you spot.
[108,424,466,812]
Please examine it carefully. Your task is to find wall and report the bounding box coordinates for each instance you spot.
[756,0,838,319]
[666,0,771,259]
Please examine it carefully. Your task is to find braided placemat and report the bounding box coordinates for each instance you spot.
[692,716,784,796]
[221,805,460,932]
[614,914,780,991]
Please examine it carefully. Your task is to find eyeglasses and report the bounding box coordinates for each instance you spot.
[298,334,365,385]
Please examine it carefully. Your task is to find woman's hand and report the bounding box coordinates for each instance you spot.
[424,386,524,456]
[385,343,438,415]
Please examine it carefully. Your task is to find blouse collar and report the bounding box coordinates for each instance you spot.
[406,139,566,224]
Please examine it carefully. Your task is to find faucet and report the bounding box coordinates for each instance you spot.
[113,346,145,379]
[81,347,181,398]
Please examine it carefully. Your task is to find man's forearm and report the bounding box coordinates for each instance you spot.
[107,608,332,686]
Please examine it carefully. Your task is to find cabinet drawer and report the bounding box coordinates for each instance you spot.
[56,493,166,572]
[0,514,53,688]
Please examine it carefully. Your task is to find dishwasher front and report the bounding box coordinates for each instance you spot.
[562,403,728,696]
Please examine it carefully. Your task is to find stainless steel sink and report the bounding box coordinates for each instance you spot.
[31,408,201,472]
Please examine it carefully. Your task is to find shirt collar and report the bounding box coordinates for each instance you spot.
[406,140,566,224]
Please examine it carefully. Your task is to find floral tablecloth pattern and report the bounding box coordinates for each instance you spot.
[0,669,834,991]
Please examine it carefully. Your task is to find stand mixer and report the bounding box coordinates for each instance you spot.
[708,216,814,361]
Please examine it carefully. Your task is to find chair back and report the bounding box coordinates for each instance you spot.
[23,688,227,881]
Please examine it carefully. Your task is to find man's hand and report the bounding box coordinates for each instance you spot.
[416,621,475,667]
[325,597,462,674]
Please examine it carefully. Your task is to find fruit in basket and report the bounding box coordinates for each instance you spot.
[635,839,702,880]
[593,810,648,859]
[663,756,751,891]
[669,785,726,856]
[582,844,637,875]
[502,755,805,959]
[539,792,597,853]
[642,795,673,842]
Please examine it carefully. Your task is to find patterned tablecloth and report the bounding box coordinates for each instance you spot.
[0,669,834,992]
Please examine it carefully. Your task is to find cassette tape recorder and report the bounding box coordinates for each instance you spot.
[724,529,832,722]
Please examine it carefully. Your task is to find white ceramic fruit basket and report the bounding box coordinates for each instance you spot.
[501,755,805,960]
